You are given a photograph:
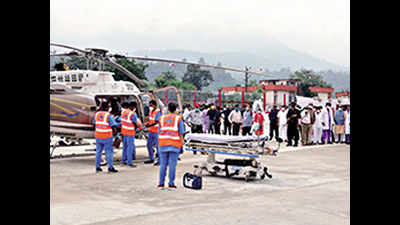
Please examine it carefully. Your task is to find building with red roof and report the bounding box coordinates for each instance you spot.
[309,87,335,101]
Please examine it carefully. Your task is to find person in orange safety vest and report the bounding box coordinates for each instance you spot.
[93,101,120,173]
[144,100,162,165]
[157,102,185,189]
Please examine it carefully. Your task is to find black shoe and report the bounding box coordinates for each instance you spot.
[96,167,103,172]
[144,160,154,164]
[108,168,118,173]
[153,161,160,166]
[127,164,137,168]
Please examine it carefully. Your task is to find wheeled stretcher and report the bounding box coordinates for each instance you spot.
[184,134,281,182]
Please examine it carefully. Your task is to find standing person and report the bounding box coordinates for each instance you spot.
[286,102,301,147]
[202,105,209,133]
[277,106,288,142]
[344,105,350,144]
[321,102,335,144]
[144,100,162,165]
[215,106,223,134]
[268,105,279,141]
[313,106,323,145]
[157,102,185,189]
[253,107,264,136]
[121,102,142,167]
[300,103,314,146]
[187,104,203,155]
[120,102,132,167]
[188,104,203,133]
[94,101,119,173]
[334,105,346,143]
[242,104,253,136]
[228,104,242,136]
[207,105,217,134]
[222,105,232,135]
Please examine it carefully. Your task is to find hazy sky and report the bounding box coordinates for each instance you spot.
[50,0,349,68]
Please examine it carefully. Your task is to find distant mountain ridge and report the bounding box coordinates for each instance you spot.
[133,48,349,92]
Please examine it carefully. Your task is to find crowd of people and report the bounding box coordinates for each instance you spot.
[92,98,350,190]
[182,101,350,147]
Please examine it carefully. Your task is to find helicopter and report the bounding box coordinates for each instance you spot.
[49,43,274,150]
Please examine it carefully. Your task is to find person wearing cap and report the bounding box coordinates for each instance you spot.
[93,101,120,173]
[312,106,323,145]
[157,102,185,189]
[207,105,218,134]
[300,103,315,146]
[286,102,301,147]
[144,100,162,165]
[277,105,288,142]
[321,102,335,144]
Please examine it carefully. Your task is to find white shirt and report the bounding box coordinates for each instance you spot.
[277,109,287,126]
[314,111,323,128]
[300,110,311,124]
[183,108,190,121]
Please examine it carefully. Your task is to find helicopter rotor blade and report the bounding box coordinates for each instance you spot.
[50,43,145,86]
[126,56,274,77]
[50,43,90,54]
[102,58,146,87]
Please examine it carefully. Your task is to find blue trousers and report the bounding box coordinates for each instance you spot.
[158,151,179,186]
[95,137,114,169]
[146,132,159,161]
[122,135,136,165]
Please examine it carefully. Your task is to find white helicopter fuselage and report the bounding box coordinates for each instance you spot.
[50,69,141,96]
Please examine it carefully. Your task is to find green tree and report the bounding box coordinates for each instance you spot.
[290,69,332,97]
[182,64,214,90]
[154,71,195,90]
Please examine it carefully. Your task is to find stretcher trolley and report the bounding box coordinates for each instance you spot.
[184,133,282,182]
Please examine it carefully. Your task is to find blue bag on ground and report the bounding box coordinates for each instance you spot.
[183,172,202,190]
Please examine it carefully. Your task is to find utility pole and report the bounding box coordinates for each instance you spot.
[244,66,251,103]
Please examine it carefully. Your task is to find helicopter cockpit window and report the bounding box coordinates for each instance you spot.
[71,74,77,82]
[64,75,70,82]
[78,73,83,82]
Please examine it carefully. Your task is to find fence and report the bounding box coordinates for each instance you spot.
[153,88,275,111]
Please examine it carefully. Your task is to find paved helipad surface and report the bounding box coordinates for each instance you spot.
[50,141,350,225]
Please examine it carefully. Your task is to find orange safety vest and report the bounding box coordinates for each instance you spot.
[121,109,136,136]
[158,114,183,149]
[94,111,113,139]
[148,108,161,133]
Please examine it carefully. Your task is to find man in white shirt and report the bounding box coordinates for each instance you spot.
[277,106,288,142]
[312,106,323,145]
[228,105,242,136]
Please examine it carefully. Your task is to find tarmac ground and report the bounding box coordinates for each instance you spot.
[50,141,350,225]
